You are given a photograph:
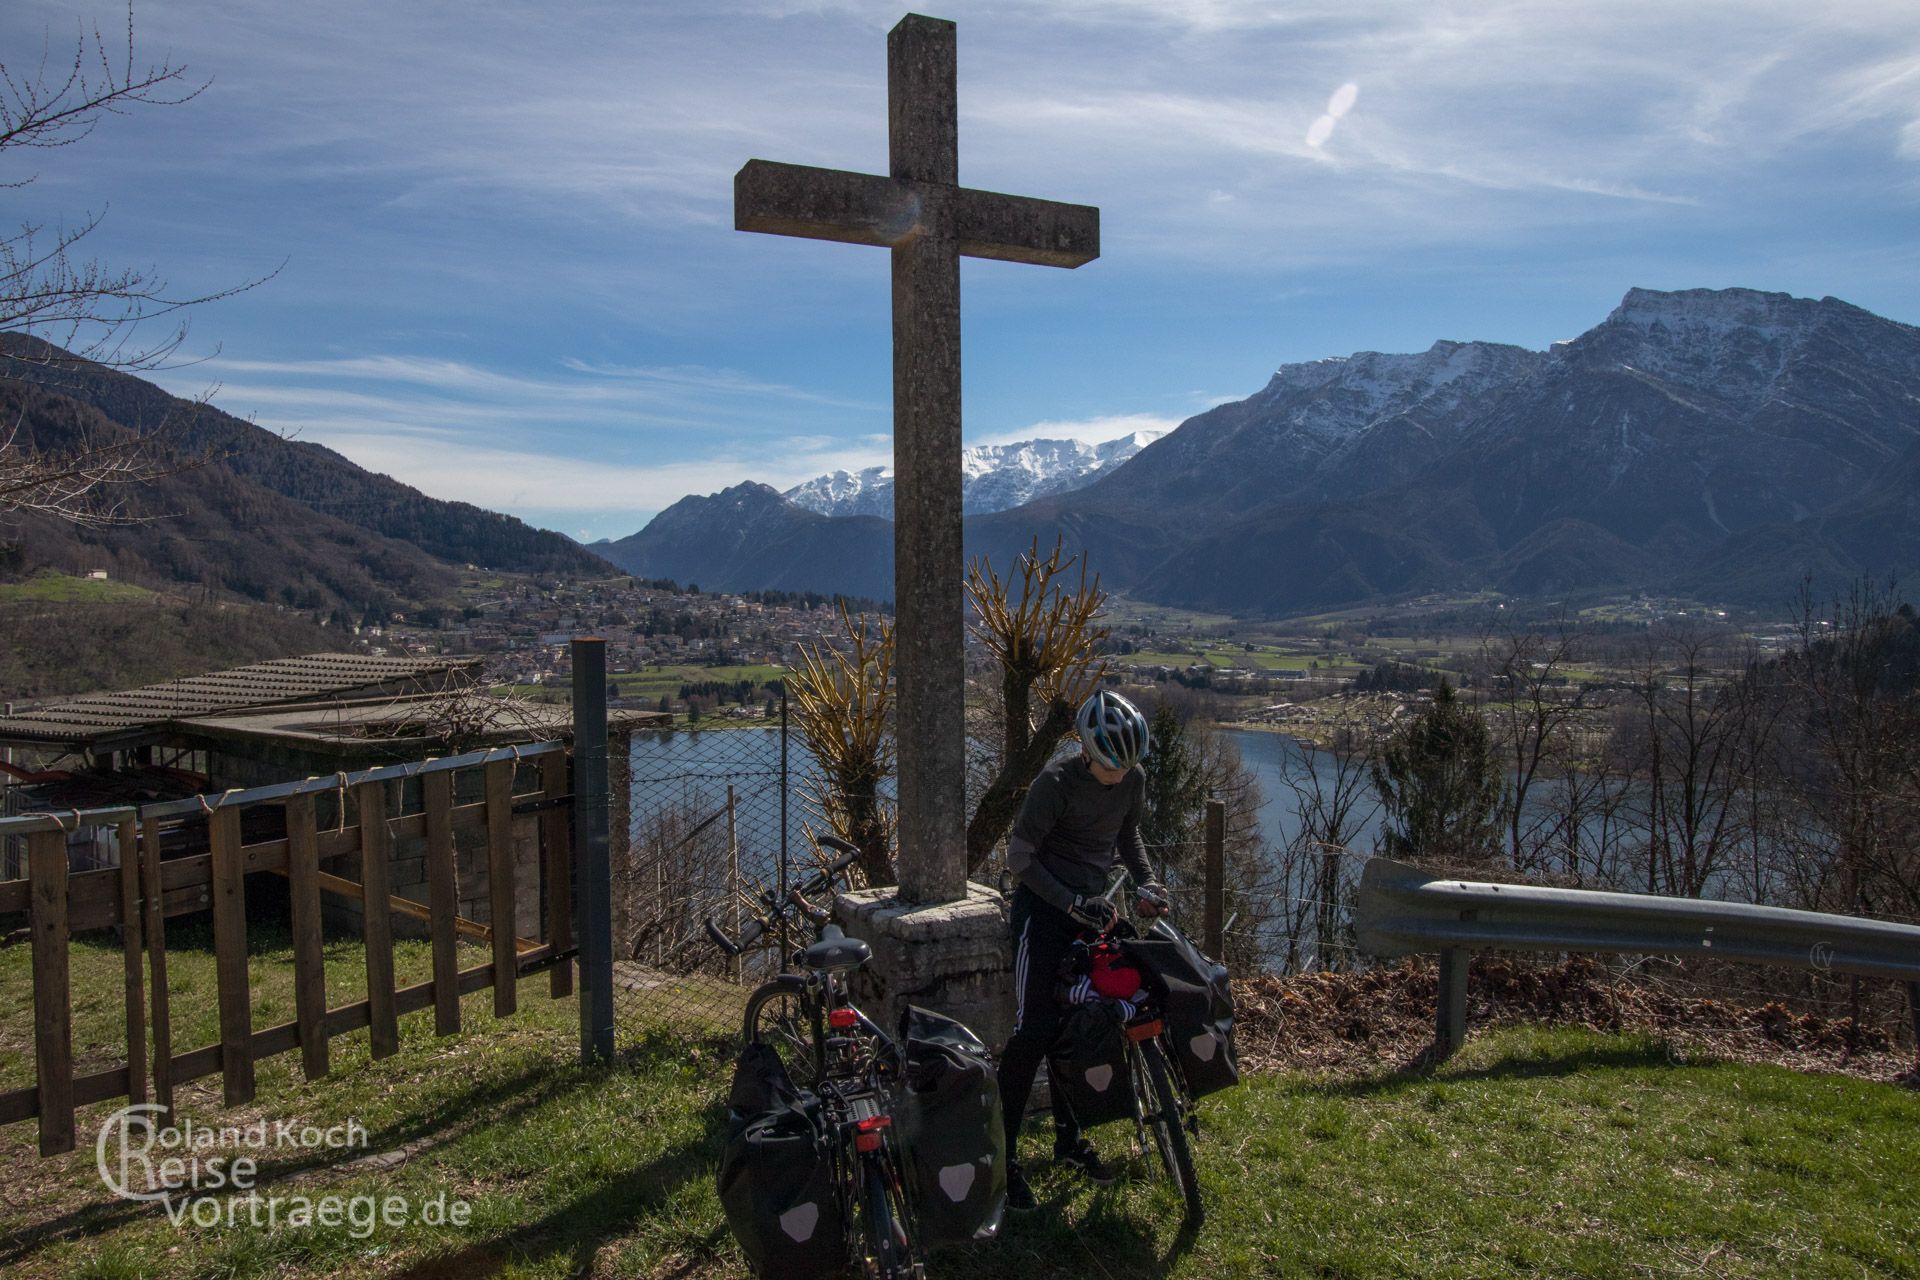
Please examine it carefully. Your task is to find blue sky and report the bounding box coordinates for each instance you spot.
[6,1,1918,541]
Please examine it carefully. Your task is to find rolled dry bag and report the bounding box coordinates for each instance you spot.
[717,1042,845,1279]
[1047,1002,1135,1127]
[1123,924,1240,1098]
[893,1006,1006,1245]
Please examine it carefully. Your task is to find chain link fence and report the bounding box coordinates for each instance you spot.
[613,699,834,1046]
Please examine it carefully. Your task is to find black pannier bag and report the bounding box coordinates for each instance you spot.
[892,1006,1006,1244]
[717,1042,846,1279]
[1046,1001,1136,1127]
[1123,924,1241,1098]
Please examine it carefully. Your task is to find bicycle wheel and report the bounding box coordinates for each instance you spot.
[742,982,821,1091]
[1131,1041,1204,1229]
[857,1146,921,1279]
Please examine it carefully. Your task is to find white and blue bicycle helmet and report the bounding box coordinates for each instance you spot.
[1076,689,1151,771]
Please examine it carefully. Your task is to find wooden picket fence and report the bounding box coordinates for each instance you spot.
[1,743,576,1158]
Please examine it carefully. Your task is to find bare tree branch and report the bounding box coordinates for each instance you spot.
[0,4,276,526]
[0,390,218,526]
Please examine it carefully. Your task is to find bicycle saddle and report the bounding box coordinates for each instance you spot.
[801,933,872,972]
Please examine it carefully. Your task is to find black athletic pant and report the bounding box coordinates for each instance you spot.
[997,884,1083,1160]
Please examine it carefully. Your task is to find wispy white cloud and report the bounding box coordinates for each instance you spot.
[13,0,1919,540]
[327,429,893,521]
[558,358,883,411]
[149,342,894,528]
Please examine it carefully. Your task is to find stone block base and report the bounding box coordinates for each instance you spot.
[834,881,1012,1051]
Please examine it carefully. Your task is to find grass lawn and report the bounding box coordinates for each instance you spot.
[0,573,156,605]
[1125,651,1208,668]
[489,665,787,708]
[613,665,787,700]
[3,933,1917,1279]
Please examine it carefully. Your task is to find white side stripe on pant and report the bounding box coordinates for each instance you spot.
[1011,914,1032,1034]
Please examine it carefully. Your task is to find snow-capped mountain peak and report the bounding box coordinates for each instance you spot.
[1249,339,1546,446]
[783,427,1165,519]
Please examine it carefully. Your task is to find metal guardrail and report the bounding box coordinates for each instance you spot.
[1355,857,1920,1059]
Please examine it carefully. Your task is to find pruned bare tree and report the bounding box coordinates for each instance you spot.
[787,603,896,886]
[963,537,1112,873]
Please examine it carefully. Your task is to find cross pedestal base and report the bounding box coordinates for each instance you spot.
[834,881,1013,1051]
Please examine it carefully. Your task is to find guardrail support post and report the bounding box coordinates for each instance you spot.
[1203,799,1225,960]
[1435,947,1470,1061]
[572,637,615,1065]
[1908,981,1920,1066]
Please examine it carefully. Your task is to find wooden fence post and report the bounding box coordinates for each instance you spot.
[116,817,146,1107]
[1908,981,1920,1072]
[285,793,331,1080]
[484,760,518,1017]
[542,752,573,999]
[423,770,461,1037]
[28,829,74,1156]
[209,806,255,1106]
[1203,798,1225,961]
[355,781,400,1059]
[141,813,173,1121]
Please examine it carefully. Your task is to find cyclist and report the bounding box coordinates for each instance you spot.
[998,688,1169,1212]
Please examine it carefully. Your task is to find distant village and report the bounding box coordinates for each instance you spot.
[320,567,1798,731]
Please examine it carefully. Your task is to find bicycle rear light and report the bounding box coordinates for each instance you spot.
[1126,1019,1165,1041]
[854,1114,891,1151]
[828,1007,859,1029]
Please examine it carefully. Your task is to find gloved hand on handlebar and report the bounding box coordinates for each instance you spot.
[1135,880,1171,918]
[1069,893,1120,932]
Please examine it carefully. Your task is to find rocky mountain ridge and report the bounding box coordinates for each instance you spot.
[0,339,617,618]
[604,288,1920,614]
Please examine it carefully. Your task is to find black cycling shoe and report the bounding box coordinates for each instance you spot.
[1053,1137,1118,1185]
[1006,1162,1038,1212]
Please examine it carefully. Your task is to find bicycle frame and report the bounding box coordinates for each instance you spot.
[1066,874,1207,1227]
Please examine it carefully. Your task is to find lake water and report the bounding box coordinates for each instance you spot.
[629,726,1383,866]
[631,723,1604,876]
[1221,728,1387,857]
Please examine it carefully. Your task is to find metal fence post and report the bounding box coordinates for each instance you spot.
[726,784,740,984]
[1203,798,1225,960]
[1436,947,1470,1061]
[572,638,615,1065]
[778,683,791,971]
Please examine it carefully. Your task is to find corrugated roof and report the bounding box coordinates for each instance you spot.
[0,653,484,749]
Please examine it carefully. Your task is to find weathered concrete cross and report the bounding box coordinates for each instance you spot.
[736,13,1098,905]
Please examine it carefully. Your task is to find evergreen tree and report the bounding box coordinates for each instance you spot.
[1370,679,1506,866]
[1140,703,1208,862]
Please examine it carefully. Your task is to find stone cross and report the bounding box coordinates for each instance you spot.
[736,13,1099,904]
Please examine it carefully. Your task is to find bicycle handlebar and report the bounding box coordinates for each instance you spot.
[703,840,862,956]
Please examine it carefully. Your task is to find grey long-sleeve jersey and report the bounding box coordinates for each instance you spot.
[1006,753,1156,913]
